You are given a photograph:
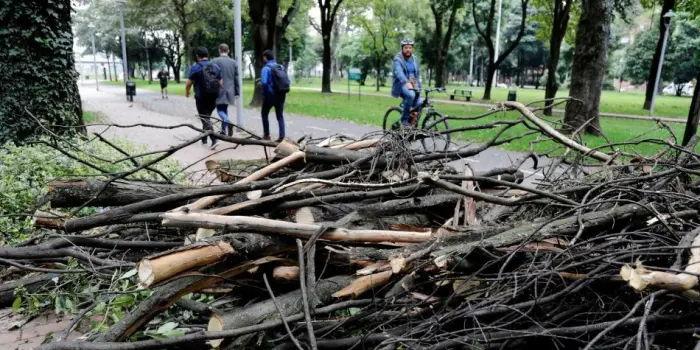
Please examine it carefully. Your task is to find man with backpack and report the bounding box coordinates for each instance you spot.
[185,47,222,149]
[260,50,290,142]
[157,67,169,99]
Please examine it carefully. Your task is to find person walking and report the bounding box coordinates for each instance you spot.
[212,44,240,137]
[185,47,222,150]
[260,50,290,142]
[157,67,169,99]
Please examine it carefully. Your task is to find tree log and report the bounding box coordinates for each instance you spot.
[0,273,58,307]
[207,275,354,348]
[137,241,234,288]
[434,206,698,257]
[43,179,196,208]
[161,213,434,243]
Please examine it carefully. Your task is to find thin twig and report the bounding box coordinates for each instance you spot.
[262,273,304,350]
[297,239,317,350]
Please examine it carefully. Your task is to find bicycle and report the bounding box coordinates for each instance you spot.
[382,87,451,152]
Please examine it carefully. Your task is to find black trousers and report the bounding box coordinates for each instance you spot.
[261,93,286,138]
[196,96,217,144]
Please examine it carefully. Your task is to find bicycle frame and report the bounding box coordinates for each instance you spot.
[405,87,444,124]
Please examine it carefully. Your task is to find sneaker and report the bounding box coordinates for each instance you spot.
[209,141,219,150]
[263,136,271,141]
[276,137,286,143]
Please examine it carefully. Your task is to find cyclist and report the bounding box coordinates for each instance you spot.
[391,38,422,127]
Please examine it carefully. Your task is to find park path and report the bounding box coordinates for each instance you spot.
[80,82,546,184]
[293,86,688,123]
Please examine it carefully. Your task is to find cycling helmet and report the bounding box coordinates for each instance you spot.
[400,38,415,47]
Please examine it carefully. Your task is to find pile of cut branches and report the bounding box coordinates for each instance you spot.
[3,101,700,350]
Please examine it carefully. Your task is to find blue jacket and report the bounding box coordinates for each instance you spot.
[261,60,286,95]
[391,52,422,98]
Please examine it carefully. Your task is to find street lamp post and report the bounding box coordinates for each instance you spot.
[118,0,129,92]
[650,10,675,116]
[233,0,244,128]
[492,0,503,87]
[469,45,474,86]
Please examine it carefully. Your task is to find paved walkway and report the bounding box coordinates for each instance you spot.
[81,83,546,184]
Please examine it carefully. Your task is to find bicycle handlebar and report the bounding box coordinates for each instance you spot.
[409,87,446,93]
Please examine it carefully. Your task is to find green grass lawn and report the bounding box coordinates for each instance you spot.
[293,77,692,118]
[106,79,688,156]
[82,111,102,123]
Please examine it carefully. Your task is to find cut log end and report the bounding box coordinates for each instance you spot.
[295,207,316,224]
[207,313,225,348]
[273,266,300,281]
[246,190,263,200]
[137,241,234,289]
[137,260,156,289]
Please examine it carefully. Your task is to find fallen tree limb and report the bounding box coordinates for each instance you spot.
[43,179,196,208]
[0,273,58,307]
[620,227,700,291]
[207,275,354,348]
[500,101,613,163]
[434,206,698,257]
[161,213,434,243]
[137,241,234,288]
[64,155,375,233]
[38,300,374,350]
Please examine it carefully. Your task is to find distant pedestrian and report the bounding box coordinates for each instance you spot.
[212,43,240,136]
[157,67,169,99]
[185,47,222,150]
[260,49,290,142]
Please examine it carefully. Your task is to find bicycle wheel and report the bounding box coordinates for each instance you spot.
[421,111,451,152]
[383,106,403,131]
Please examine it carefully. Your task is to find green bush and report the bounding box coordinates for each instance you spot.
[0,136,183,244]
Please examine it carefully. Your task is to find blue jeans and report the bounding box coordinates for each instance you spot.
[400,85,422,125]
[216,104,230,133]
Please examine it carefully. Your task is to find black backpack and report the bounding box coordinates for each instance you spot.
[198,62,220,97]
[271,64,290,94]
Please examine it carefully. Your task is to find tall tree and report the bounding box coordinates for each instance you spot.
[563,0,613,135]
[429,0,464,88]
[0,0,83,143]
[641,0,675,110]
[317,0,345,93]
[536,0,575,115]
[350,0,407,91]
[472,0,530,100]
[249,0,300,106]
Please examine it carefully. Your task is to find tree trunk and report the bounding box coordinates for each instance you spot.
[112,55,118,81]
[544,0,572,116]
[643,0,676,110]
[0,0,84,143]
[321,35,332,93]
[375,64,381,92]
[483,60,496,100]
[105,51,113,81]
[249,0,280,107]
[682,74,700,146]
[146,38,152,83]
[563,0,612,135]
